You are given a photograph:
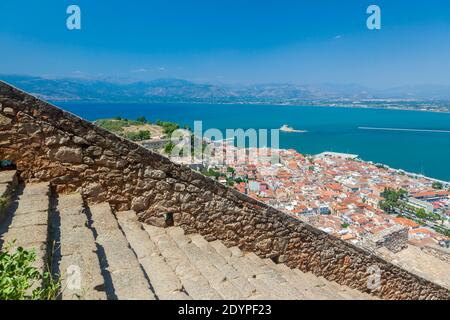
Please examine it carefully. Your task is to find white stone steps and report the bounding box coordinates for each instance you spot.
[262,258,339,300]
[53,193,106,300]
[0,170,17,185]
[208,242,274,299]
[291,269,373,300]
[0,182,50,275]
[269,259,366,300]
[188,233,260,299]
[313,274,374,300]
[315,277,367,300]
[166,227,244,300]
[144,224,223,300]
[207,241,285,300]
[116,211,190,300]
[292,270,345,299]
[241,251,306,300]
[89,203,155,300]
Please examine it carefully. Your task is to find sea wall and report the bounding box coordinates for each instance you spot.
[0,81,448,300]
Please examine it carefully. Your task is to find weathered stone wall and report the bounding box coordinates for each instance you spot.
[363,225,409,253]
[0,81,448,300]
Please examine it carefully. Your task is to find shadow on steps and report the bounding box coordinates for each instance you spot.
[84,205,118,300]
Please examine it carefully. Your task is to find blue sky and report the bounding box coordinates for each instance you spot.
[1,0,450,87]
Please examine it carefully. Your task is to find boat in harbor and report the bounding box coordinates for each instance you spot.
[280,124,307,133]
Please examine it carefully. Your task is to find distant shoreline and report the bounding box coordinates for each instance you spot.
[55,100,450,115]
[58,102,450,182]
[359,127,450,134]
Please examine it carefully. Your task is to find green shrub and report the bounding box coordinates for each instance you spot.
[136,116,148,124]
[124,130,151,141]
[202,168,222,178]
[164,142,175,155]
[156,121,180,137]
[95,119,139,133]
[0,242,60,300]
[0,197,8,211]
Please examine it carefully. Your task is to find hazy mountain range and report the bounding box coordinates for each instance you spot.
[2,74,450,104]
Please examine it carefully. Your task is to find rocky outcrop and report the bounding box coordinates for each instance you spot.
[0,81,448,300]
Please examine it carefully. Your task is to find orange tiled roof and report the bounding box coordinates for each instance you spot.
[412,190,450,198]
[394,217,420,228]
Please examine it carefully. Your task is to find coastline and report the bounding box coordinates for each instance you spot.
[55,100,450,115]
[57,101,450,182]
[359,127,450,134]
[359,157,450,185]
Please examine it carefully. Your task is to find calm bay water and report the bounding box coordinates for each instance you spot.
[57,102,450,182]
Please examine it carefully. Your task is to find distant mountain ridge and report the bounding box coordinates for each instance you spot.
[2,74,450,103]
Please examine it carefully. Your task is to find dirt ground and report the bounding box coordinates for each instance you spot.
[122,124,165,139]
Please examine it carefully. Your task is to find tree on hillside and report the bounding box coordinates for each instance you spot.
[136,116,147,124]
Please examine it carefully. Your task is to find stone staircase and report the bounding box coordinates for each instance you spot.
[0,170,375,300]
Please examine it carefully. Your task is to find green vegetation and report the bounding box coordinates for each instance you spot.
[136,116,148,124]
[226,178,235,187]
[156,120,180,137]
[164,142,175,155]
[202,168,223,179]
[234,177,247,184]
[0,243,60,300]
[200,168,245,186]
[95,117,154,142]
[432,182,443,190]
[95,118,139,133]
[96,117,184,143]
[432,226,450,238]
[124,130,151,141]
[0,196,8,211]
[341,223,350,229]
[379,188,407,214]
[414,208,441,221]
[380,188,447,236]
[415,208,428,219]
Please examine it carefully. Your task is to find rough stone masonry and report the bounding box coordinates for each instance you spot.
[363,225,409,253]
[0,81,449,300]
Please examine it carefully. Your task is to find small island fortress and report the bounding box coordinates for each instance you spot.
[0,81,449,300]
[280,124,307,133]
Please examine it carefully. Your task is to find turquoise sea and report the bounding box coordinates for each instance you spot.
[57,102,450,182]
